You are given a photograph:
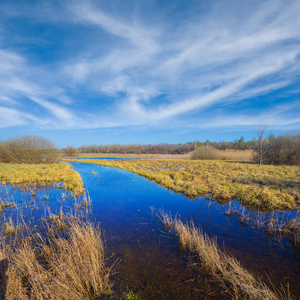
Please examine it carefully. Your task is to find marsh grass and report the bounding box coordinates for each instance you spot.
[66,158,300,210]
[226,204,300,247]
[159,211,290,300]
[0,162,84,196]
[0,215,111,299]
[218,149,253,161]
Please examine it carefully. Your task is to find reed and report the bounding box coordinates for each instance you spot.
[0,216,111,299]
[159,211,290,300]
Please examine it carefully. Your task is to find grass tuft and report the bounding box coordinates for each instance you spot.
[0,216,111,299]
[159,211,291,300]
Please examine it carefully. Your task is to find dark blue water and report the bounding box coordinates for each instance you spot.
[68,162,300,299]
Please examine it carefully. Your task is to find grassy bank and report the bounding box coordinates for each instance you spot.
[65,159,300,210]
[160,212,289,300]
[0,162,84,196]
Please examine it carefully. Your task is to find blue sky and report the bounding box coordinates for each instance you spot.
[0,0,299,147]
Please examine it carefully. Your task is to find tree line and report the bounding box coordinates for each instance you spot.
[0,132,299,165]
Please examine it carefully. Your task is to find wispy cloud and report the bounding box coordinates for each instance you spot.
[0,0,299,133]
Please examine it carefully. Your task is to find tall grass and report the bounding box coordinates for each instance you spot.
[0,216,111,299]
[160,212,290,300]
[218,149,253,161]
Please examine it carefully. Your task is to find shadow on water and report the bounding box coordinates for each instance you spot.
[68,162,300,299]
[0,258,8,300]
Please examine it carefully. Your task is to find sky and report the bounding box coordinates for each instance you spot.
[0,0,300,147]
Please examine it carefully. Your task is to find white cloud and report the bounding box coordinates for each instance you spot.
[0,0,299,131]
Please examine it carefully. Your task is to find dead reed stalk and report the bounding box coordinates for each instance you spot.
[0,216,111,299]
[159,211,290,300]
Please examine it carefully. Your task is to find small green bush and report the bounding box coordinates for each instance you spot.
[190,145,219,160]
[0,135,61,164]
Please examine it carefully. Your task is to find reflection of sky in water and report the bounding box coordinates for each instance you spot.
[69,162,300,297]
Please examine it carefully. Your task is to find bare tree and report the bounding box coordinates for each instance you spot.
[253,125,268,166]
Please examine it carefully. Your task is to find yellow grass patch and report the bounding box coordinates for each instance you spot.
[0,162,84,196]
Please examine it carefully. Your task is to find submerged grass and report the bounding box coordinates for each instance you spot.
[159,211,290,300]
[65,159,300,210]
[0,215,111,299]
[0,162,84,196]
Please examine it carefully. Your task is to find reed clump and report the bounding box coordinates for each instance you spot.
[0,216,111,299]
[159,212,289,300]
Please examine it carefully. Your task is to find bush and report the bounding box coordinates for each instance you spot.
[190,145,220,160]
[0,135,61,164]
[63,146,80,157]
[264,133,300,166]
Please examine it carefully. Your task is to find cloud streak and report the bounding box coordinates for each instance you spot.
[0,0,299,133]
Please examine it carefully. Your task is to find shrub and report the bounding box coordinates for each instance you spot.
[190,145,219,160]
[0,135,61,164]
[264,133,300,166]
[63,146,80,157]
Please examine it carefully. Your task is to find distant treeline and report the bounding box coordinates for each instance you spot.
[79,143,196,154]
[79,136,253,154]
[79,133,300,165]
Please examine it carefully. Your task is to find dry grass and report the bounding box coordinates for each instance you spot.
[79,152,191,159]
[159,211,290,300]
[0,216,111,299]
[217,149,253,161]
[65,158,300,210]
[0,162,84,196]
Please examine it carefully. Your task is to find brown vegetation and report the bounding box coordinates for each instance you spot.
[159,211,290,300]
[0,135,61,164]
[190,145,220,160]
[0,216,111,299]
[63,146,80,158]
[191,146,253,161]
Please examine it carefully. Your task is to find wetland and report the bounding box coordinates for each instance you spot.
[0,158,299,299]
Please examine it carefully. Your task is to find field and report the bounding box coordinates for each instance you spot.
[66,158,300,210]
[0,162,84,196]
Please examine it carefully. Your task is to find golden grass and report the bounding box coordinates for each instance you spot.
[65,158,300,210]
[0,216,111,299]
[79,152,191,159]
[160,212,290,300]
[0,162,84,196]
[217,149,253,161]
